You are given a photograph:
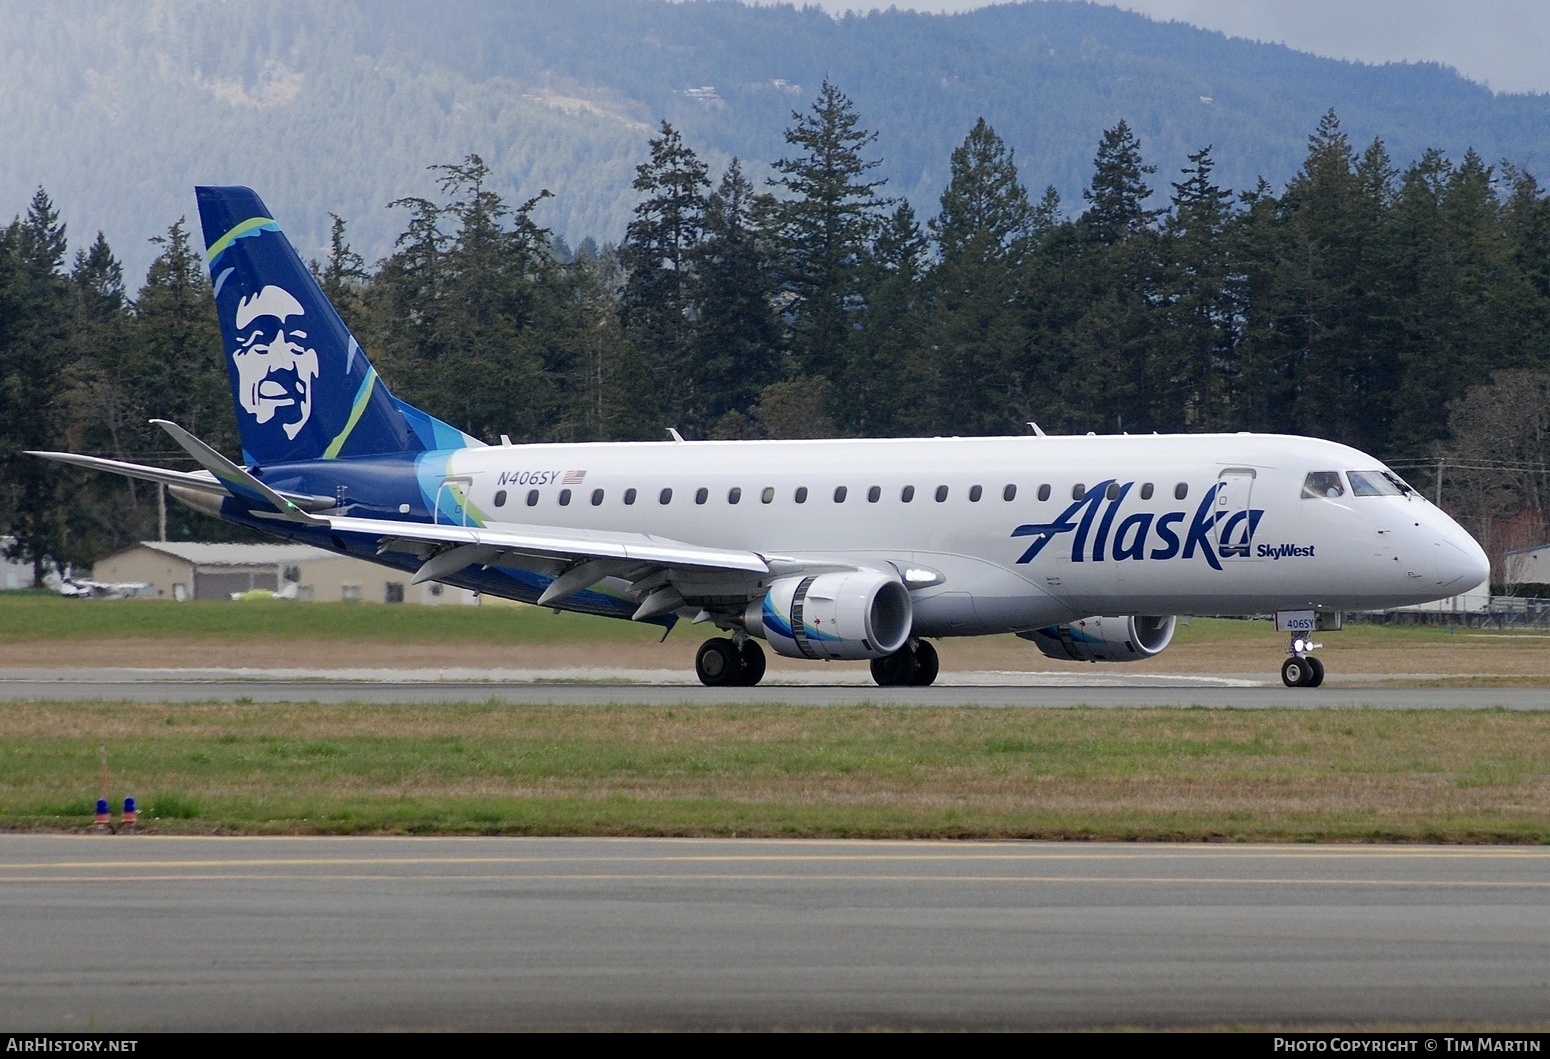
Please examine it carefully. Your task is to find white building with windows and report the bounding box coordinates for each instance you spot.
[1504,544,1550,588]
[1,537,35,590]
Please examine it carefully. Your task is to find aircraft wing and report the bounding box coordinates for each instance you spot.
[327,514,772,574]
[324,513,787,620]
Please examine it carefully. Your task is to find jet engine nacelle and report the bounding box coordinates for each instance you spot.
[746,572,912,660]
[1019,614,1177,663]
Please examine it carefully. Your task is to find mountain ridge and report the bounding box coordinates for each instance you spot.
[3,0,1546,281]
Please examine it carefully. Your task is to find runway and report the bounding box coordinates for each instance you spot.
[2,836,1547,1031]
[0,666,1544,707]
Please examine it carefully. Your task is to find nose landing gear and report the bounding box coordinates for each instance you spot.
[1281,635,1325,688]
[695,637,767,687]
[869,639,939,687]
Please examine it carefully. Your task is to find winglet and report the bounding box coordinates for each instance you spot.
[151,419,326,525]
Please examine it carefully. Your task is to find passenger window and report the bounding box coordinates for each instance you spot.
[591,489,604,506]
[728,487,742,505]
[761,487,775,504]
[868,486,881,503]
[1174,483,1188,500]
[659,488,673,505]
[1140,483,1153,500]
[901,485,915,502]
[834,486,847,503]
[1105,482,1120,501]
[527,489,539,507]
[695,487,708,505]
[969,485,982,502]
[935,485,949,502]
[794,487,808,504]
[558,489,572,506]
[494,489,507,507]
[1072,483,1085,500]
[1036,484,1049,502]
[1302,471,1345,499]
[1005,484,1018,502]
[623,488,637,506]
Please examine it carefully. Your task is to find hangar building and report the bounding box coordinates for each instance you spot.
[90,541,478,604]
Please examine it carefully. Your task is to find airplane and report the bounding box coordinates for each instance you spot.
[32,186,1491,688]
[45,571,152,600]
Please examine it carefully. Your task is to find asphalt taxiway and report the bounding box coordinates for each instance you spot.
[0,666,1544,707]
[2,836,1547,1031]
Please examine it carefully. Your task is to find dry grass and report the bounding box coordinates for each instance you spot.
[4,592,1549,680]
[5,701,1548,840]
[2,619,1547,682]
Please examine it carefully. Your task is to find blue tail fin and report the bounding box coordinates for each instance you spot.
[195,186,480,466]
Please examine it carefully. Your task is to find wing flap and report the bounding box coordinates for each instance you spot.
[326,514,771,575]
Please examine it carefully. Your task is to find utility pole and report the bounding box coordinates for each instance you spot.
[158,483,167,542]
[1436,458,1445,507]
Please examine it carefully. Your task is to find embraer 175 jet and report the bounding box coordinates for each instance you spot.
[34,187,1490,688]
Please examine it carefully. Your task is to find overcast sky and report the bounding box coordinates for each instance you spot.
[768,1,1550,94]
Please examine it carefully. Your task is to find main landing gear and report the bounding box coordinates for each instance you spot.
[1281,635,1325,688]
[695,637,767,687]
[869,639,939,687]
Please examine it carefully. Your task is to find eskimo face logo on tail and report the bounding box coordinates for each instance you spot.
[231,285,319,441]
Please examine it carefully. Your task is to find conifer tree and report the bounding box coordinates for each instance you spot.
[0,189,77,574]
[65,232,146,552]
[1062,121,1164,433]
[1157,146,1239,430]
[931,117,1035,266]
[920,119,1035,434]
[128,219,230,454]
[620,122,710,430]
[693,159,781,437]
[770,79,892,379]
[1080,119,1156,246]
[847,201,927,434]
[370,156,557,441]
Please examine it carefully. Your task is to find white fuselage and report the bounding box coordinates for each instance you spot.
[430,432,1489,636]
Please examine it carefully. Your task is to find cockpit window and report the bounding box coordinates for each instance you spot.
[1302,471,1345,499]
[1346,470,1407,496]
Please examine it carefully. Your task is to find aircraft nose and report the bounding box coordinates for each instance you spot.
[1437,528,1491,591]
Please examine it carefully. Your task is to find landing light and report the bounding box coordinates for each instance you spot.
[903,567,944,588]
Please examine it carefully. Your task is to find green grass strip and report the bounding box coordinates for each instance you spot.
[4,702,1548,841]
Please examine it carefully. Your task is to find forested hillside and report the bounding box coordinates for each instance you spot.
[4,0,1550,281]
[3,82,1549,585]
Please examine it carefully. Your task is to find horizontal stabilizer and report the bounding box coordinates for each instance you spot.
[152,419,327,525]
[26,448,334,512]
[26,451,229,495]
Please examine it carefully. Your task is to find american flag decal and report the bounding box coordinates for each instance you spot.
[562,469,587,485]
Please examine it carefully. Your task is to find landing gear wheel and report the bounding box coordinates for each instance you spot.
[1306,656,1325,688]
[870,647,918,687]
[1281,656,1315,688]
[735,639,766,687]
[909,640,939,687]
[695,638,742,687]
